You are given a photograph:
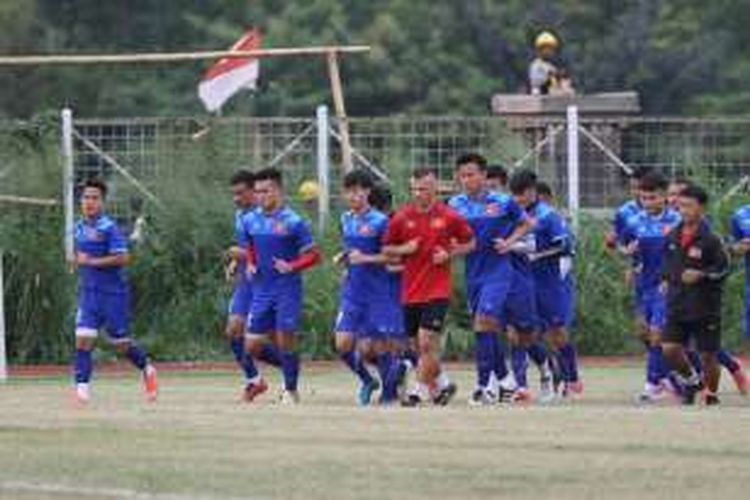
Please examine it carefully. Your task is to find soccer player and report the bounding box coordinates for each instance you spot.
[241,167,321,404]
[510,171,582,400]
[662,185,729,405]
[72,179,157,404]
[606,166,653,251]
[621,172,681,402]
[448,154,532,405]
[224,170,269,402]
[485,164,509,193]
[384,167,475,406]
[334,170,401,405]
[731,204,750,351]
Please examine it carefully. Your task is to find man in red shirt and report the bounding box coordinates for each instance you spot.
[384,167,475,406]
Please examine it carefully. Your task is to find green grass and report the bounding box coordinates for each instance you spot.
[1,363,750,500]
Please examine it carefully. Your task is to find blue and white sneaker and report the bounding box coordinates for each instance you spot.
[358,379,380,406]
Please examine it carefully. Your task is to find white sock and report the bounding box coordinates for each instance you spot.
[436,371,451,390]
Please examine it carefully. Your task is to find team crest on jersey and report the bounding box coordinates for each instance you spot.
[358,224,374,236]
[84,227,104,241]
[431,217,446,229]
[687,246,702,259]
[405,220,416,229]
[485,203,500,216]
[272,221,287,235]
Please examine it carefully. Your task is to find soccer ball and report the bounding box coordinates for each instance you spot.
[298,180,320,202]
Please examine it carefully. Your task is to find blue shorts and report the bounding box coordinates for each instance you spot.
[336,298,404,339]
[247,286,303,335]
[467,279,512,320]
[502,274,538,333]
[228,277,253,317]
[636,286,666,330]
[536,277,574,331]
[75,289,130,342]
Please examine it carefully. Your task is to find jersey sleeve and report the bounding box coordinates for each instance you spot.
[506,198,527,225]
[383,212,405,245]
[107,222,129,255]
[235,213,249,249]
[448,208,474,243]
[293,218,315,253]
[545,211,570,250]
[730,213,743,243]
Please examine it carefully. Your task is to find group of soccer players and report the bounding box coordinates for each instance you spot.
[219,153,580,406]
[70,155,750,407]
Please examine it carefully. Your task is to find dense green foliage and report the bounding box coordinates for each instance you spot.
[1,0,749,118]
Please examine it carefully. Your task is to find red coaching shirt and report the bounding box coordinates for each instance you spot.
[384,202,474,304]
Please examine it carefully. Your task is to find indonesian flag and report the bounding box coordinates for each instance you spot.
[198,29,262,113]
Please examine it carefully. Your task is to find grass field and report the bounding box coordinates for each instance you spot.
[1,361,749,500]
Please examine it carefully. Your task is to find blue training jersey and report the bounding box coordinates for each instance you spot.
[613,199,642,245]
[448,190,526,285]
[730,204,750,283]
[340,208,391,302]
[234,207,253,280]
[622,207,681,291]
[240,205,315,292]
[74,214,129,294]
[527,201,574,282]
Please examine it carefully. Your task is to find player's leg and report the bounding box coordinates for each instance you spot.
[715,348,748,395]
[662,320,703,405]
[104,291,158,402]
[243,297,276,402]
[696,317,722,405]
[471,313,502,405]
[383,305,419,404]
[73,289,99,404]
[226,280,262,390]
[273,290,304,404]
[335,301,377,405]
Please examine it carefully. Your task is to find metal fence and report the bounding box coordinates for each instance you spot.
[63,111,750,225]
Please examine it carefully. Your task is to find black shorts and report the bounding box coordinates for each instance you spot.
[663,316,721,353]
[403,300,450,338]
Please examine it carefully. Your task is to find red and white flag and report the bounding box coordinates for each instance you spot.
[198,28,262,113]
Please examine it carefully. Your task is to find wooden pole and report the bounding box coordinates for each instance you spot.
[326,51,353,172]
[0,46,370,66]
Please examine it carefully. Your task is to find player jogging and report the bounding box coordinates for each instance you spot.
[72,179,158,404]
[241,168,321,404]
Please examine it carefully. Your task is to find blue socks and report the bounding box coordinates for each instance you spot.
[717,349,740,373]
[230,337,259,381]
[280,351,300,392]
[375,352,392,385]
[528,342,548,368]
[686,349,704,375]
[511,346,528,389]
[340,350,374,385]
[475,332,496,388]
[646,344,666,385]
[74,349,93,384]
[494,338,509,381]
[125,344,148,371]
[557,343,580,383]
[259,343,282,367]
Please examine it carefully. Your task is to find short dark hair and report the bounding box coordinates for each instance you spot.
[412,166,438,180]
[639,171,668,192]
[509,169,538,195]
[630,166,654,180]
[455,153,487,171]
[486,164,508,184]
[230,169,255,188]
[369,183,393,212]
[536,181,553,198]
[343,169,374,190]
[83,178,108,198]
[254,167,283,186]
[680,184,709,206]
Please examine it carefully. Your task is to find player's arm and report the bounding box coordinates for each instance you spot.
[729,215,750,255]
[682,235,730,284]
[382,214,419,257]
[273,219,322,274]
[494,200,532,253]
[78,222,131,267]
